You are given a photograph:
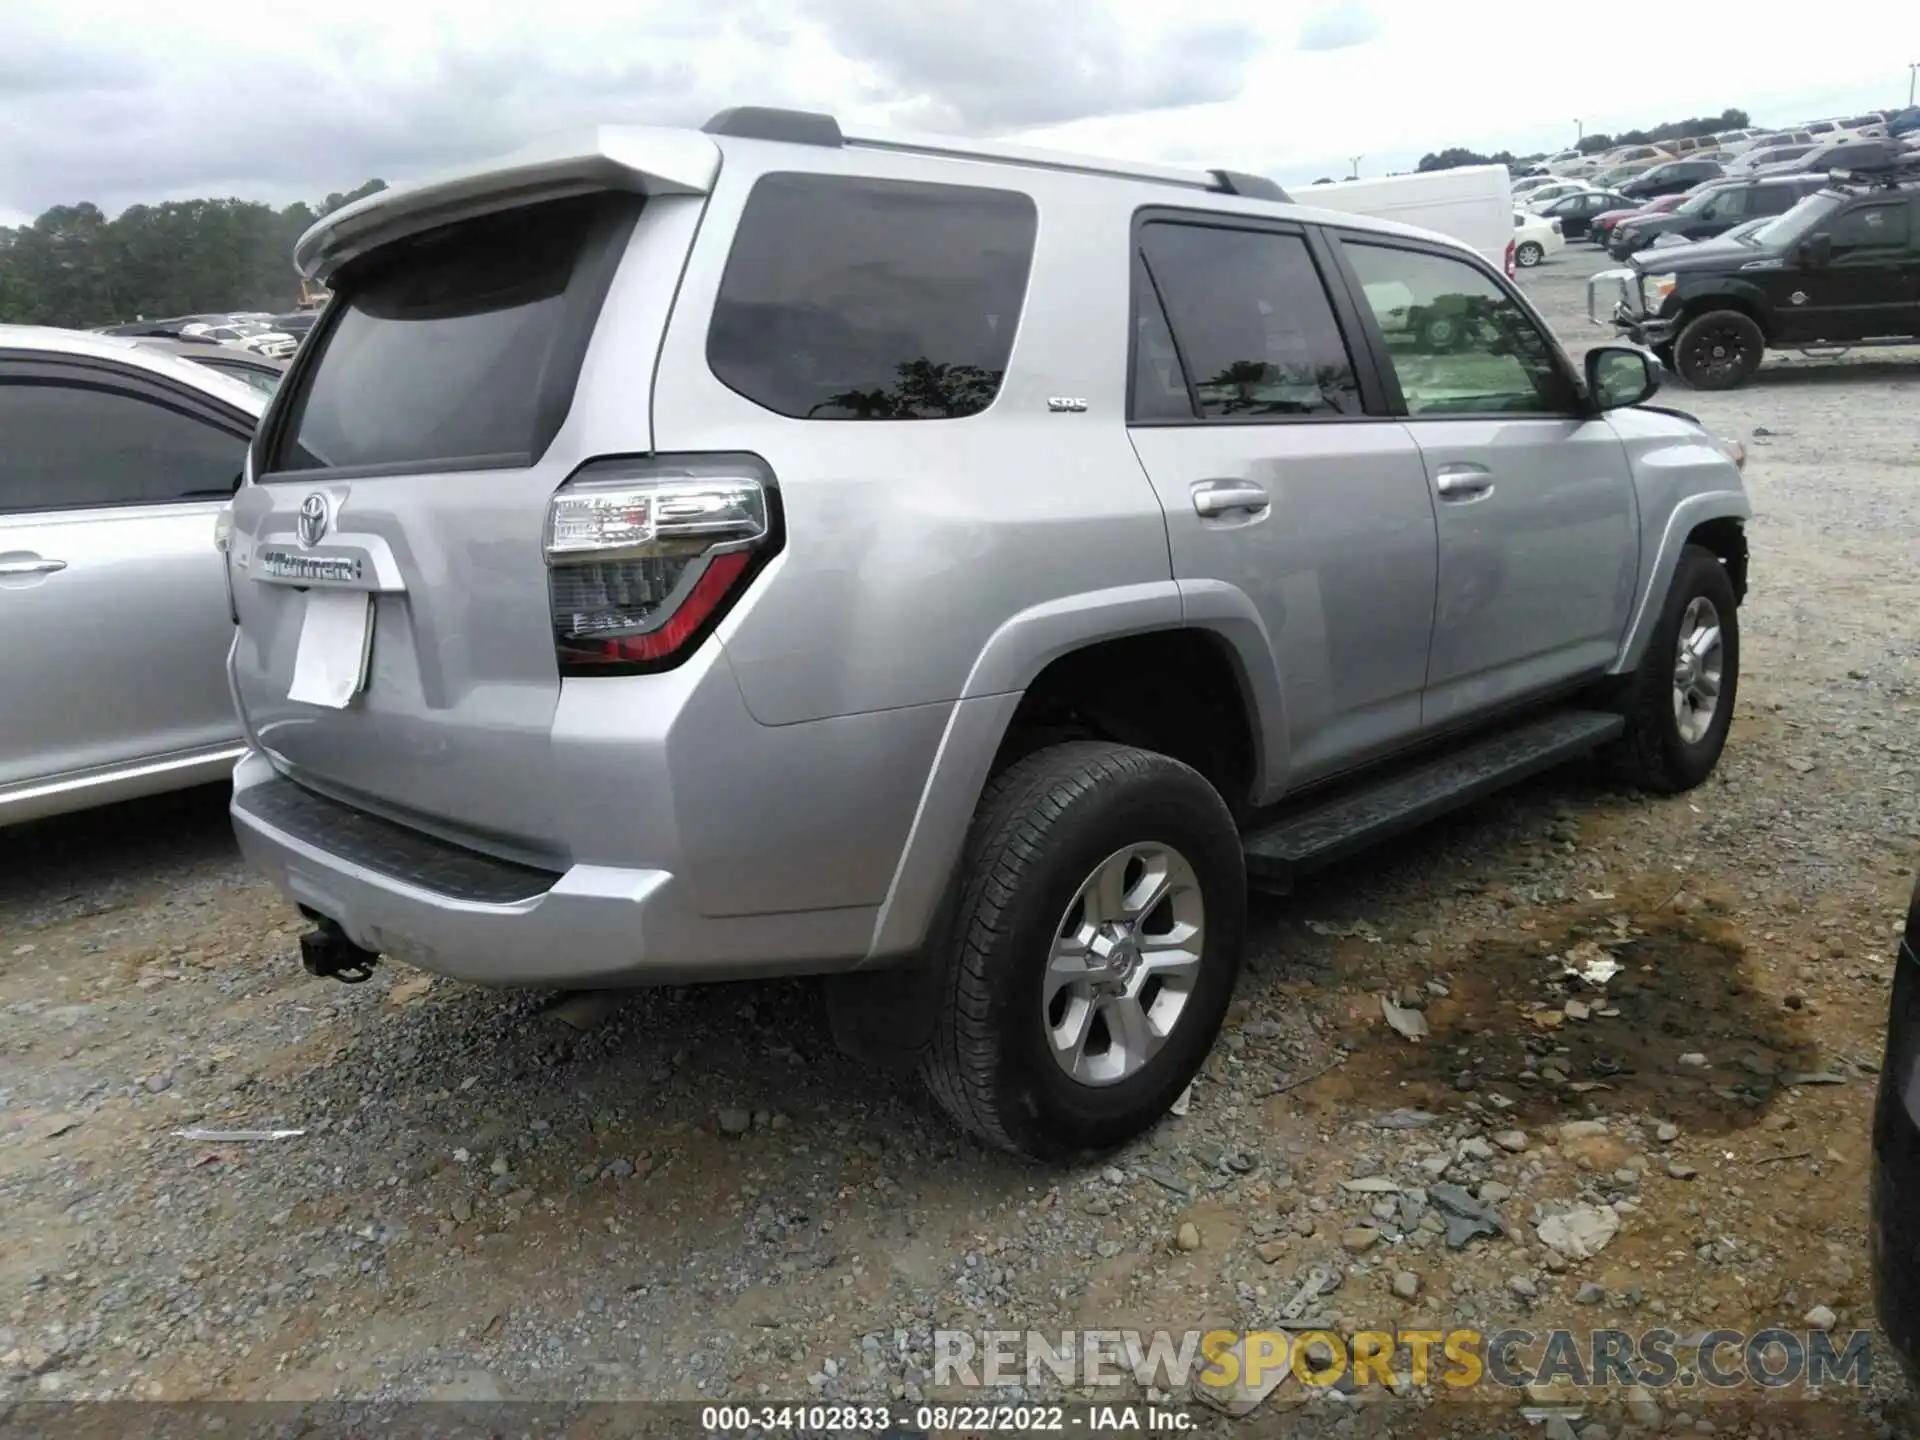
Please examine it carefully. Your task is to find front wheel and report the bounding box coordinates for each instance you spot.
[1515,241,1545,268]
[1675,309,1765,390]
[1607,544,1739,794]
[919,743,1246,1160]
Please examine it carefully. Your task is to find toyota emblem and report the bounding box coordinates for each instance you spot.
[296,493,331,548]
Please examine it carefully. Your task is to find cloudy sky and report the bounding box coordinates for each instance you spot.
[2,0,1912,226]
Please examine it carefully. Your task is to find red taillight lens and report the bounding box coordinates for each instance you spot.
[1505,239,1516,278]
[544,454,779,676]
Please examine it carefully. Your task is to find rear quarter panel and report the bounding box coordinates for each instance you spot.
[647,141,1176,729]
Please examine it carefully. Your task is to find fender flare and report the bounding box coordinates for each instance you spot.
[1611,489,1752,675]
[864,580,1290,961]
[1675,280,1779,337]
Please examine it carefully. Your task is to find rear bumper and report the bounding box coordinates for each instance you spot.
[1871,888,1920,1386]
[231,749,882,988]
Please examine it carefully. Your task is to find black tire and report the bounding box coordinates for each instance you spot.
[1607,544,1740,794]
[1515,241,1545,268]
[919,742,1246,1160]
[1674,309,1765,390]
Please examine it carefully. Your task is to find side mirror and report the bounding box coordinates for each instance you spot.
[1797,232,1833,268]
[1586,344,1661,410]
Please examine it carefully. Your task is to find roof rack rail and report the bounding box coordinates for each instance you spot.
[697,105,1291,205]
[702,106,844,147]
[1210,169,1293,203]
[1826,154,1920,188]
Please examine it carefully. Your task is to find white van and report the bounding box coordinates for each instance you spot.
[1296,166,1516,274]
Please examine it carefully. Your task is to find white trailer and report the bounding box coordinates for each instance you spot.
[1297,166,1516,273]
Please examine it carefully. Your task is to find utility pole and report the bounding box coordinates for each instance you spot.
[1575,118,1583,144]
[1348,155,1363,179]
[1909,61,1917,108]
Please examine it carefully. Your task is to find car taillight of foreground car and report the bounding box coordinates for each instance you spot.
[543,454,782,674]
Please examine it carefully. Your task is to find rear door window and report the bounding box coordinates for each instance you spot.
[0,378,247,514]
[1133,221,1361,420]
[1829,199,1911,255]
[264,192,635,476]
[1750,185,1807,217]
[1701,187,1752,220]
[707,174,1037,420]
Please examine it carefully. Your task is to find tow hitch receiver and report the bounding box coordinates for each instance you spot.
[298,919,380,984]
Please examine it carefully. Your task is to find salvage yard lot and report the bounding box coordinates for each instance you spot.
[3,257,1917,1434]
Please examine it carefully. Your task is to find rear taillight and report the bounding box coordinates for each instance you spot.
[1504,239,1516,278]
[544,454,779,676]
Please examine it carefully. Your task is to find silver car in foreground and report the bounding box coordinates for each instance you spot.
[0,327,265,824]
[225,108,1751,1157]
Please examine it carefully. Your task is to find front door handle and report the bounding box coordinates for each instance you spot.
[1433,464,1494,501]
[0,557,68,577]
[1192,480,1271,517]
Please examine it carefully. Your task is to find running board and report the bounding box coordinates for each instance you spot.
[1242,709,1624,890]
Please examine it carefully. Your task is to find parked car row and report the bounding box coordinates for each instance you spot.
[1612,173,1828,257]
[1535,109,1912,184]
[94,309,319,371]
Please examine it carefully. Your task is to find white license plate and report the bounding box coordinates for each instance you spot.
[288,589,374,708]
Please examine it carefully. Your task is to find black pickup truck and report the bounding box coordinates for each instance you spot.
[1589,154,1920,389]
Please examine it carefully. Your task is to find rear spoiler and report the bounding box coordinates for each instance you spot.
[293,126,722,282]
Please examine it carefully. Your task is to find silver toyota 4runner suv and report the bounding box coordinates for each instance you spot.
[226,107,1752,1159]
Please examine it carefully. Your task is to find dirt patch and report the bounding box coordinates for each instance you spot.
[1338,877,1829,1138]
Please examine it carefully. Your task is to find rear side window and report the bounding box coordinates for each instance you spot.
[0,380,246,513]
[1750,185,1807,217]
[1135,222,1360,420]
[265,193,634,476]
[706,174,1036,421]
[1829,200,1911,251]
[1699,187,1751,220]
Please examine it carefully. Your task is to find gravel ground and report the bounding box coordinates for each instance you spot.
[3,249,1917,1438]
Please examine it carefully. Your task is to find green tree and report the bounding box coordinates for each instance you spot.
[1416,147,1519,173]
[0,178,389,328]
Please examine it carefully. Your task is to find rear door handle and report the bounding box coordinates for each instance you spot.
[1433,464,1494,500]
[0,557,67,576]
[1191,480,1271,517]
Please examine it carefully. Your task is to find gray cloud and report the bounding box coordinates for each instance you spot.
[1297,3,1380,52]
[803,1,1258,131]
[0,1,1266,220]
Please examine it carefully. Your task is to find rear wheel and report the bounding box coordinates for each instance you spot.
[919,742,1245,1160]
[1419,314,1463,351]
[1515,241,1545,267]
[1675,309,1765,390]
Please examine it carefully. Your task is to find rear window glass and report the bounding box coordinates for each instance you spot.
[266,194,629,475]
[706,174,1037,420]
